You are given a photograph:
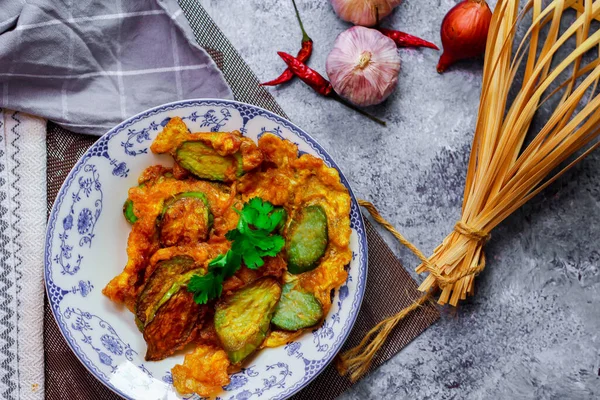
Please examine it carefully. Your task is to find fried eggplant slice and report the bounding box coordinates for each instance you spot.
[123,198,138,224]
[262,329,303,348]
[122,182,150,225]
[175,141,244,182]
[122,171,174,226]
[150,117,263,181]
[286,205,329,274]
[160,191,210,217]
[136,255,196,326]
[104,169,236,311]
[144,289,205,361]
[271,282,323,331]
[134,316,144,333]
[214,278,281,363]
[172,345,230,397]
[158,192,213,246]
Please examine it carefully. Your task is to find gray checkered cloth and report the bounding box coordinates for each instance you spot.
[0,0,232,135]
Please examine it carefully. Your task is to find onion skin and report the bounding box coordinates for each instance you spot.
[330,0,402,27]
[437,0,492,73]
[326,26,401,107]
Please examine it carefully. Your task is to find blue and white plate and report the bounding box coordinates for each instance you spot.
[45,99,368,400]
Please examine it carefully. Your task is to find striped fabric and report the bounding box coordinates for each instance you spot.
[0,110,46,400]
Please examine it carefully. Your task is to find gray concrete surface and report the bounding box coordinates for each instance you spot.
[201,1,600,398]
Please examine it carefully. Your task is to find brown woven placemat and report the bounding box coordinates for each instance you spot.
[44,2,440,399]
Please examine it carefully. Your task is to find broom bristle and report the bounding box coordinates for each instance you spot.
[418,0,600,305]
[339,0,600,382]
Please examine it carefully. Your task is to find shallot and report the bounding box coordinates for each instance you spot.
[437,0,492,73]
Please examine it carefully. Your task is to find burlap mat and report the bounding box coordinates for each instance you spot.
[44,2,440,399]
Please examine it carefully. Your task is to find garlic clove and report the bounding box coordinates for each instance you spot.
[330,0,403,27]
[326,26,401,107]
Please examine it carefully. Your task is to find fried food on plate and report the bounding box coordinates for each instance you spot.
[103,117,352,397]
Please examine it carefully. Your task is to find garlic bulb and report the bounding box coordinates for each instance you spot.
[326,26,401,107]
[330,0,402,27]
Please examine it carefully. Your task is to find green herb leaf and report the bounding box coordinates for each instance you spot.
[268,208,286,233]
[248,197,274,215]
[208,251,240,279]
[208,253,228,269]
[242,197,275,231]
[188,272,223,305]
[242,249,264,270]
[187,197,287,304]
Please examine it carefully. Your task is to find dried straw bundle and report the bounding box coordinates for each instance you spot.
[338,0,600,382]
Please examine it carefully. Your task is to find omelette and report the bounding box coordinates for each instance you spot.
[103,117,352,396]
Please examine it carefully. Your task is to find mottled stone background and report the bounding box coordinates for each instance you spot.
[202,0,600,398]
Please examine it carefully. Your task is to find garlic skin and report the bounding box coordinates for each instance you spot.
[330,0,402,27]
[326,26,401,107]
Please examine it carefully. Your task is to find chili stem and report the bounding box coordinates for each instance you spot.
[331,93,387,126]
[292,0,311,42]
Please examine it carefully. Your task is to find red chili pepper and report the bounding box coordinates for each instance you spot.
[277,52,332,96]
[263,40,312,86]
[378,28,439,50]
[277,52,386,126]
[262,0,313,86]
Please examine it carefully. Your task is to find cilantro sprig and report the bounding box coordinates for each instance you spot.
[187,198,286,305]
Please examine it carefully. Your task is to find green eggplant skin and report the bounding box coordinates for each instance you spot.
[175,141,243,182]
[135,255,207,361]
[134,316,144,333]
[157,191,213,246]
[123,198,138,224]
[286,205,329,274]
[150,268,202,320]
[136,255,196,326]
[271,282,323,331]
[214,278,281,364]
[159,191,210,219]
